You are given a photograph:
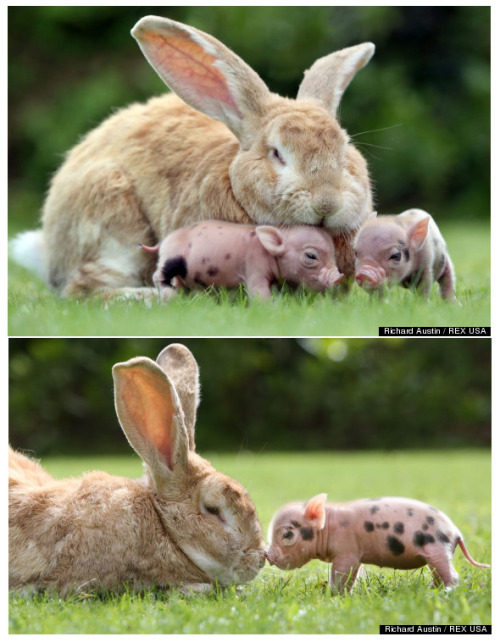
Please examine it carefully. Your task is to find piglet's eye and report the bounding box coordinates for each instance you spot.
[283,531,293,539]
[305,252,318,261]
[389,252,401,262]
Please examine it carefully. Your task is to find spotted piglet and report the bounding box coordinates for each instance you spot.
[354,209,455,300]
[140,221,343,298]
[267,494,489,592]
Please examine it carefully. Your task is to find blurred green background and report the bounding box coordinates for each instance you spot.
[9,338,491,456]
[8,5,490,234]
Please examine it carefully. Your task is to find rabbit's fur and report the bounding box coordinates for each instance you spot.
[12,16,375,299]
[9,344,265,596]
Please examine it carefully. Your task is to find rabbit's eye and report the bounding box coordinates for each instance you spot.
[270,147,286,166]
[205,506,220,516]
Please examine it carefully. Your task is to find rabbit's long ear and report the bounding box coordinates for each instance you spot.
[113,357,189,490]
[156,344,199,451]
[297,42,375,116]
[132,16,270,142]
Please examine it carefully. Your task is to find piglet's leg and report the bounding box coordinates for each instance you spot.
[246,276,273,299]
[425,551,459,589]
[437,261,456,302]
[329,555,361,593]
[416,268,434,298]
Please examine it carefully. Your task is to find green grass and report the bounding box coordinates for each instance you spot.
[9,450,491,634]
[8,222,490,336]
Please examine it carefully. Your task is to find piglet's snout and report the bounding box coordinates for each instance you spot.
[356,264,386,288]
[321,266,344,287]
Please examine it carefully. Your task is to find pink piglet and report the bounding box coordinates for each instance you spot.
[267,494,489,592]
[140,220,343,298]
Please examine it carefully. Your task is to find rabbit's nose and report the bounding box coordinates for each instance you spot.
[312,192,338,219]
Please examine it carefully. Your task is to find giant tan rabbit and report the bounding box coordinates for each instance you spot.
[12,16,375,299]
[9,344,266,596]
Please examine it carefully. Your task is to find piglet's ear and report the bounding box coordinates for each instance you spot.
[303,493,327,530]
[408,216,430,250]
[256,226,285,257]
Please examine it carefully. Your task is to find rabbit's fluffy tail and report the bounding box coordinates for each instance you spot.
[9,229,46,281]
[9,446,54,488]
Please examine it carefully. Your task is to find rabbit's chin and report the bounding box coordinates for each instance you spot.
[246,189,370,236]
[322,191,371,236]
[182,544,261,585]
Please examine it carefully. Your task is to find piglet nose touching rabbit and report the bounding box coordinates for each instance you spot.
[11,15,374,300]
[9,344,266,597]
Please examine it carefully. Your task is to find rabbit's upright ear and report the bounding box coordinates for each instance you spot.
[113,357,190,490]
[156,344,199,451]
[131,16,270,142]
[297,42,375,116]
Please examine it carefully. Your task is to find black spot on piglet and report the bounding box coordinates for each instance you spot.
[194,272,208,287]
[387,536,405,556]
[376,522,389,530]
[413,531,435,546]
[436,530,450,544]
[161,256,187,286]
[207,266,219,277]
[370,505,380,514]
[300,527,314,541]
[394,522,404,534]
[364,521,375,532]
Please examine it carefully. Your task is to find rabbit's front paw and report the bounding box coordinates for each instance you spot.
[178,583,215,596]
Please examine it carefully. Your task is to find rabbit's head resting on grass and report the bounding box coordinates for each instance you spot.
[9,344,266,596]
[13,15,375,297]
